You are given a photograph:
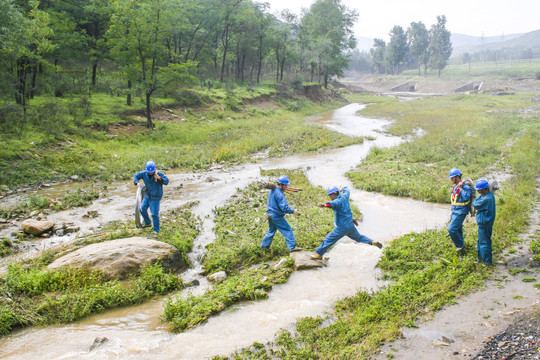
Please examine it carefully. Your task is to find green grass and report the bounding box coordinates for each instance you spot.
[402,58,540,79]
[0,86,359,189]
[346,92,537,203]
[163,258,295,332]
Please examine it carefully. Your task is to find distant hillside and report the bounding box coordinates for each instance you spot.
[355,30,540,59]
[452,30,540,57]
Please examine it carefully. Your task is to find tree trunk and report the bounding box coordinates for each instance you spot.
[30,64,38,99]
[92,62,98,87]
[145,91,154,128]
[127,80,132,106]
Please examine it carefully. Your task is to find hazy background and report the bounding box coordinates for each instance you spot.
[265,0,540,41]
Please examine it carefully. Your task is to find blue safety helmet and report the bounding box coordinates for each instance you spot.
[474,178,489,190]
[449,168,462,178]
[327,186,339,196]
[277,175,290,185]
[146,161,156,174]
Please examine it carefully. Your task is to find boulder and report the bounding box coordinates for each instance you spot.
[289,251,324,270]
[207,270,227,283]
[47,237,185,279]
[21,219,55,236]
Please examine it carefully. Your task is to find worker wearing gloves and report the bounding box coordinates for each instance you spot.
[472,178,496,265]
[448,167,471,253]
[260,175,302,252]
[133,160,169,233]
[311,186,382,260]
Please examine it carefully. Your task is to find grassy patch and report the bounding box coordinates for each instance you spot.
[1,87,357,189]
[0,202,200,336]
[346,93,535,203]
[0,263,180,336]
[163,258,295,332]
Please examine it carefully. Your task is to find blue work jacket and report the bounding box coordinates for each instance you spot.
[266,187,294,217]
[133,171,169,200]
[327,187,354,228]
[473,191,496,227]
[451,183,471,216]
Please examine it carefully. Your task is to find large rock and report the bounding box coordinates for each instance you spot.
[21,219,55,235]
[289,251,324,270]
[47,237,185,279]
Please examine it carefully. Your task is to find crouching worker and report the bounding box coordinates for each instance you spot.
[260,175,302,252]
[472,178,496,265]
[311,186,382,260]
[133,160,169,233]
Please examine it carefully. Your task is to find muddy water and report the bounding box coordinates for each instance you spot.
[0,104,450,359]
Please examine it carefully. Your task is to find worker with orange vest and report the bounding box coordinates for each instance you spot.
[448,168,471,252]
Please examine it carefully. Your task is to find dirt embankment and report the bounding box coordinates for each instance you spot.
[340,74,540,95]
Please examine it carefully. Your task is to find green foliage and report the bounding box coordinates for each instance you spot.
[163,258,295,332]
[0,91,352,188]
[0,238,15,257]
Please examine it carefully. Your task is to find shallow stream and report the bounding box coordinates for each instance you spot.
[0,103,449,359]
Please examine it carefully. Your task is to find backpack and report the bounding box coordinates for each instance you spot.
[462,177,476,217]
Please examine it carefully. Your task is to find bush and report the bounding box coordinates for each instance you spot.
[0,102,24,135]
[172,89,206,106]
[34,100,70,137]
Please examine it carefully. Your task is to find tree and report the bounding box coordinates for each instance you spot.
[218,0,244,82]
[270,10,297,83]
[1,0,54,136]
[386,25,408,74]
[108,0,173,128]
[407,21,429,75]
[428,15,452,76]
[300,0,358,88]
[370,38,386,74]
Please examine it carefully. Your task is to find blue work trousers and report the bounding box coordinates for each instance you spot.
[448,212,467,249]
[316,222,373,256]
[261,215,296,251]
[140,196,161,233]
[477,226,493,265]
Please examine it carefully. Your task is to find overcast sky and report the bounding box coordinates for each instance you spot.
[264,0,540,40]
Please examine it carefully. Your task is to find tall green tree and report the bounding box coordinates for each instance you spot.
[300,0,357,88]
[407,21,429,75]
[428,15,452,76]
[386,25,408,74]
[108,0,173,128]
[2,0,54,135]
[370,38,386,74]
[270,10,297,82]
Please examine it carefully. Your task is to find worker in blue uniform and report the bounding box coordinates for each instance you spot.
[260,175,302,252]
[311,186,382,260]
[472,178,496,265]
[133,160,169,233]
[448,168,471,253]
